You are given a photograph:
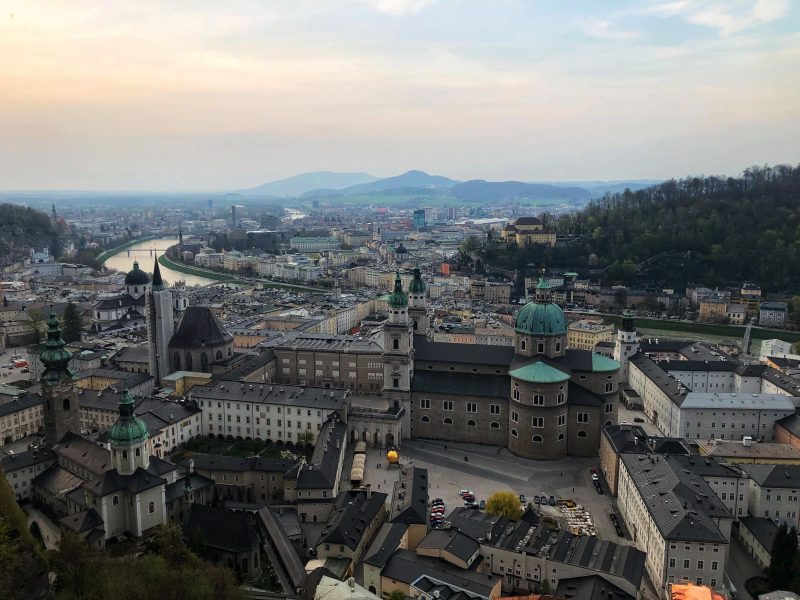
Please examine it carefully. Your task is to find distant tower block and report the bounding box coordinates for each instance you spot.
[613,309,638,382]
[40,312,81,444]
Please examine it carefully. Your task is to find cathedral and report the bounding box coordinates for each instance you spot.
[92,261,150,330]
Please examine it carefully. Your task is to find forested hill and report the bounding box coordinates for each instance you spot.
[0,203,61,261]
[551,164,800,291]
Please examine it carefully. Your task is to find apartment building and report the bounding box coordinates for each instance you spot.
[617,453,732,597]
[742,464,800,527]
[567,320,614,351]
[289,237,340,252]
[2,447,56,501]
[0,393,44,446]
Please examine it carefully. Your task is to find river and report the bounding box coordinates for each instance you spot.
[102,237,217,286]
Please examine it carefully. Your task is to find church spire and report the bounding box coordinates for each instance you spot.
[40,312,73,384]
[387,271,408,308]
[152,257,164,290]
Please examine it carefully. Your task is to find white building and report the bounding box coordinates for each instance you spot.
[743,464,800,528]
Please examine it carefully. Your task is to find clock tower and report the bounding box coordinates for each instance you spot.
[40,312,81,444]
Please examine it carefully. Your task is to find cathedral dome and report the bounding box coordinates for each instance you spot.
[124,261,150,286]
[514,280,567,336]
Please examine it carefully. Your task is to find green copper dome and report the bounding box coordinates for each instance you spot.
[387,271,408,308]
[109,390,149,446]
[409,267,426,294]
[40,312,74,384]
[515,279,567,336]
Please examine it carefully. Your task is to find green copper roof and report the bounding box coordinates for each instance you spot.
[535,278,551,289]
[409,267,426,294]
[387,271,408,308]
[40,312,74,384]
[109,390,149,446]
[510,361,570,384]
[514,302,567,336]
[591,353,621,373]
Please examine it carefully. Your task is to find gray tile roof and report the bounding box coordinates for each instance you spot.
[297,416,347,490]
[744,464,800,489]
[381,549,500,598]
[1,447,55,472]
[418,529,480,564]
[414,338,514,366]
[739,516,779,552]
[389,467,429,525]
[620,453,731,543]
[318,490,387,551]
[411,371,508,399]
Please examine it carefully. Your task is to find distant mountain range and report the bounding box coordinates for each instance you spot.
[238,170,661,202]
[239,171,380,197]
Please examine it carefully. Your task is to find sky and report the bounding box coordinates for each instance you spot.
[1,0,799,190]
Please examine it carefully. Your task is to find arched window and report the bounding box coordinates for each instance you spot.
[185,352,193,371]
[532,435,543,443]
[112,495,119,505]
[557,392,565,404]
[200,352,209,372]
[63,397,70,410]
[216,350,223,361]
[558,433,565,441]
[605,382,614,392]
[467,420,476,427]
[122,450,128,459]
[134,286,138,294]
[577,430,588,438]
[513,384,519,400]
[511,429,518,437]
[393,339,399,350]
[135,448,140,456]
[227,348,232,356]
[443,418,453,425]
[413,321,418,331]
[520,339,526,351]
[148,501,155,514]
[173,351,180,371]
[490,421,500,429]
[420,416,430,423]
[533,394,544,405]
[605,420,612,426]
[537,342,545,353]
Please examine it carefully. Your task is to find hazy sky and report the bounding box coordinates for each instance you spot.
[1,0,799,190]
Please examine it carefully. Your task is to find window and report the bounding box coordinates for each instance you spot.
[711,579,717,588]
[512,384,519,400]
[533,394,545,405]
[669,558,676,568]
[684,560,690,569]
[557,392,565,404]
[393,378,399,388]
[490,421,500,429]
[185,352,193,371]
[173,351,181,370]
[420,399,430,409]
[577,413,589,424]
[558,414,566,426]
[490,404,501,415]
[532,417,544,428]
[577,430,587,438]
[148,501,155,514]
[443,400,453,411]
[511,411,519,423]
[112,495,119,506]
[466,402,477,413]
[393,339,399,350]
[697,560,704,569]
[537,342,545,353]
[443,418,453,425]
[511,429,518,437]
[558,433,565,440]
[605,403,614,414]
[711,562,718,571]
[467,419,476,427]
[532,435,543,443]
[420,416,430,423]
[200,352,209,372]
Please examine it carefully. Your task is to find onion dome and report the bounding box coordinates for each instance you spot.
[124,261,150,286]
[109,390,149,446]
[387,271,408,308]
[514,278,567,336]
[409,267,426,294]
[40,312,73,383]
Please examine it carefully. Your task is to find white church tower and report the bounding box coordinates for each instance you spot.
[146,258,175,384]
[383,272,413,437]
[613,309,639,383]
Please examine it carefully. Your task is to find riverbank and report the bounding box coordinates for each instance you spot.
[159,251,323,292]
[97,234,162,264]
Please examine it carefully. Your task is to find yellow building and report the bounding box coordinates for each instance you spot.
[567,319,614,351]
[502,217,556,247]
[699,298,728,323]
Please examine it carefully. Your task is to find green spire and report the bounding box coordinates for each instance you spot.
[387,271,408,308]
[39,312,73,384]
[109,389,149,446]
[409,266,426,294]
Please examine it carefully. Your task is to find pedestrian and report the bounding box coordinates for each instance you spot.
[572,487,575,493]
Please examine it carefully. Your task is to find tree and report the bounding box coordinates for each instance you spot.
[25,309,47,343]
[767,523,798,590]
[790,296,800,317]
[388,589,406,600]
[61,303,83,343]
[485,491,522,521]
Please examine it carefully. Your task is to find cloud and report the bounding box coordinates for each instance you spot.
[584,19,641,41]
[647,0,789,35]
[359,0,436,16]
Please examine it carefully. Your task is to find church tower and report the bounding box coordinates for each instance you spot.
[613,309,638,382]
[408,266,428,336]
[146,258,175,384]
[383,272,413,437]
[109,390,149,474]
[41,312,81,444]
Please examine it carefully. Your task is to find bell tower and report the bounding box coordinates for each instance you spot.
[383,272,413,437]
[109,390,150,474]
[40,312,81,444]
[146,258,175,384]
[614,309,638,382]
[408,266,428,336]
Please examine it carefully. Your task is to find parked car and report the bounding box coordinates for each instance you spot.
[533,495,541,505]
[519,494,526,504]
[548,496,556,506]
[459,489,472,497]
[479,500,485,510]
